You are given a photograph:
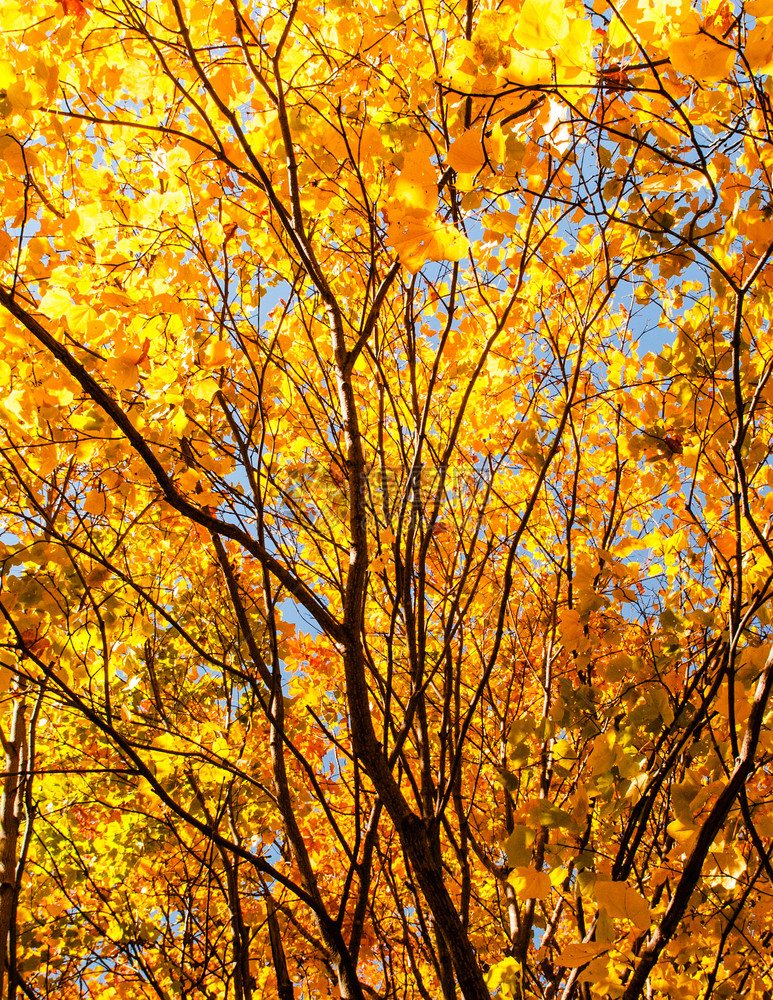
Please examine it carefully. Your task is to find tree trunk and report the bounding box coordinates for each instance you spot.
[0,694,27,997]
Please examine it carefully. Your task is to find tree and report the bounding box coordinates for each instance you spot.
[1,0,773,996]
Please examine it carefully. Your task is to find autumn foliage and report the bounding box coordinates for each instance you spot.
[2,0,773,998]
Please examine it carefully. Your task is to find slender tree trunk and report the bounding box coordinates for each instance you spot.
[0,694,27,997]
[267,894,294,1000]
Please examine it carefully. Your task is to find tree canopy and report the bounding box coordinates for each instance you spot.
[2,0,773,997]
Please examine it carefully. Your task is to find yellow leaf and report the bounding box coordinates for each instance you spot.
[0,61,16,90]
[485,957,522,990]
[39,287,72,319]
[608,0,691,49]
[63,203,105,239]
[3,72,44,115]
[472,12,515,68]
[388,135,437,219]
[594,880,651,931]
[554,15,597,92]
[639,170,707,193]
[104,358,139,391]
[482,210,519,235]
[1,390,31,425]
[666,817,697,842]
[515,0,569,51]
[508,865,552,900]
[506,48,553,85]
[577,954,613,985]
[162,188,187,215]
[504,825,537,867]
[488,122,506,165]
[152,731,179,754]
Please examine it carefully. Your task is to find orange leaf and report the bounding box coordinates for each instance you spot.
[0,231,13,261]
[62,0,89,21]
[556,942,608,968]
[387,215,469,273]
[447,130,486,175]
[669,30,735,81]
